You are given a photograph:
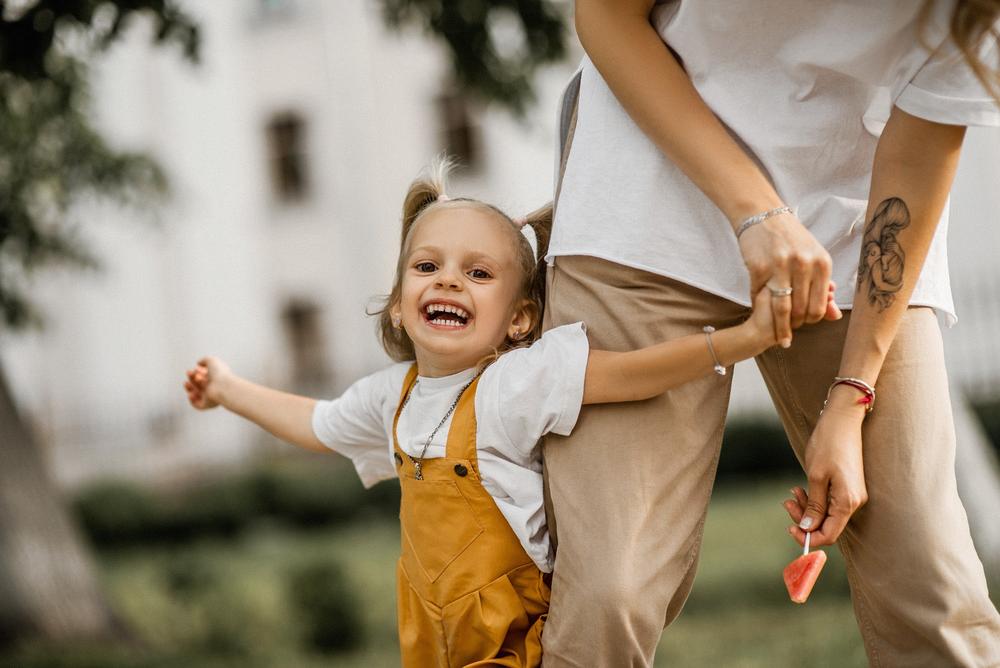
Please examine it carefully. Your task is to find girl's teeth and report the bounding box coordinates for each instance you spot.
[424,303,469,319]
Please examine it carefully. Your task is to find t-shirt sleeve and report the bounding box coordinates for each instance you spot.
[480,322,590,459]
[895,30,1000,127]
[311,364,407,488]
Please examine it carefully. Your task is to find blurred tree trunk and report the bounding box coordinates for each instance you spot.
[0,359,120,645]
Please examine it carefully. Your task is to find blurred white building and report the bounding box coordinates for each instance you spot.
[2,0,578,486]
[3,0,999,487]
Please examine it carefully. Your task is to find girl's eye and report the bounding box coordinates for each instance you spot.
[469,268,491,279]
[415,262,436,273]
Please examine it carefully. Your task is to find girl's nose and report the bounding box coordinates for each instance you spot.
[435,270,462,289]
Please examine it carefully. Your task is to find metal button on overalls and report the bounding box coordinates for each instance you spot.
[392,365,548,667]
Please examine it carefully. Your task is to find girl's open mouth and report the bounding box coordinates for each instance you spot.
[423,303,471,328]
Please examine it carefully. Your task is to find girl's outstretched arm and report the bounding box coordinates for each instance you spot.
[184,356,327,453]
[582,287,782,405]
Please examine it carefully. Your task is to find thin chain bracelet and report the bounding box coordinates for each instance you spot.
[735,206,793,240]
[702,326,726,376]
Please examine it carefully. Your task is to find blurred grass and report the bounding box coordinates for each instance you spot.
[2,477,879,666]
[655,477,866,667]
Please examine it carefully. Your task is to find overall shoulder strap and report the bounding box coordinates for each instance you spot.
[392,364,420,449]
[444,374,483,466]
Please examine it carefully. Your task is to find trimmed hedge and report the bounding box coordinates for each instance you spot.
[971,398,1000,456]
[74,459,400,549]
[717,416,800,480]
[75,415,813,548]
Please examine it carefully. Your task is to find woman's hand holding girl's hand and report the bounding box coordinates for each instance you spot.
[746,282,840,353]
[184,356,233,410]
[738,212,835,346]
[782,385,869,548]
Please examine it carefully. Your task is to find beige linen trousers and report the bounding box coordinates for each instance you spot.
[540,254,1000,667]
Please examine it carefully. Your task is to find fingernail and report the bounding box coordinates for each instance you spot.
[781,339,791,349]
[789,488,797,495]
[799,517,814,530]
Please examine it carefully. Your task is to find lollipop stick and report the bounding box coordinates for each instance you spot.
[803,530,811,556]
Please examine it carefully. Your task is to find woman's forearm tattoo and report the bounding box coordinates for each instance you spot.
[858,197,910,311]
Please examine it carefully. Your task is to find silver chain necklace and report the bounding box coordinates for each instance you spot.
[399,369,482,480]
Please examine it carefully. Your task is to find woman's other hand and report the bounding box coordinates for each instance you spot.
[738,211,834,347]
[184,356,232,410]
[782,386,869,547]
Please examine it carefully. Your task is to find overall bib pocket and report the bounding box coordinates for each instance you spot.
[401,476,484,583]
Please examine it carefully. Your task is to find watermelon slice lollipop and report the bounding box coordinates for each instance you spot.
[783,531,827,604]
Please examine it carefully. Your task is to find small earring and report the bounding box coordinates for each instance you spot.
[512,327,521,340]
[392,316,401,329]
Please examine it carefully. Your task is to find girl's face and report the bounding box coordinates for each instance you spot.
[392,205,532,377]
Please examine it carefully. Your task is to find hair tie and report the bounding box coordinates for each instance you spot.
[520,222,538,259]
[437,194,450,202]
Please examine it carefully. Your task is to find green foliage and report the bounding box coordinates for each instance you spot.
[717,416,801,480]
[74,460,401,549]
[0,0,198,330]
[381,0,567,115]
[74,476,257,547]
[74,480,164,546]
[0,1,199,80]
[287,559,365,654]
[971,397,1000,456]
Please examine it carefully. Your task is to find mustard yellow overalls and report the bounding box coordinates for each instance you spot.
[393,365,549,667]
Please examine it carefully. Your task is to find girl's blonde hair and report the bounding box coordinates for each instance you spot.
[374,158,553,362]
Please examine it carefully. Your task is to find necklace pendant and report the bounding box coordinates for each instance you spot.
[414,461,423,480]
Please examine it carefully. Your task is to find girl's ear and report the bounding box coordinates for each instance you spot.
[389,303,403,329]
[507,300,537,341]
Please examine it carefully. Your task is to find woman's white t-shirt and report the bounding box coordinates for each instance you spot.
[311,323,590,573]
[549,0,1000,325]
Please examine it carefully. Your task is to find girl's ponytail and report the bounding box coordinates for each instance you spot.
[520,202,554,342]
[376,158,456,362]
[400,157,454,245]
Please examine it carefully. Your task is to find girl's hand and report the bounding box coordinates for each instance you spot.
[747,285,778,349]
[782,387,868,547]
[184,356,233,410]
[746,282,840,352]
[738,212,834,346]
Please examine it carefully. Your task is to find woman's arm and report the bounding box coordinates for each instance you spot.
[185,357,327,453]
[582,288,778,404]
[575,0,833,339]
[787,108,967,547]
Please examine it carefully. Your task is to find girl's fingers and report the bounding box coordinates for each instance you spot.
[792,486,808,508]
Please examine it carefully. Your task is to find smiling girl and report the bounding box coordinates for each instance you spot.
[183,160,801,666]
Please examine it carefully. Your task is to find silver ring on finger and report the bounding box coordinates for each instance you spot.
[768,285,794,297]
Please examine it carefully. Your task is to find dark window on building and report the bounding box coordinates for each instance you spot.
[266,113,308,202]
[436,88,480,169]
[281,299,330,391]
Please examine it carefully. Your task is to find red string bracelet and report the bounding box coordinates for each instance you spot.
[820,376,875,415]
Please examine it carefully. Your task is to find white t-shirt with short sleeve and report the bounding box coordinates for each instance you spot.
[311,322,590,572]
[549,0,1000,326]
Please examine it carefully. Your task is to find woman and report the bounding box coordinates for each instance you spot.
[541,1,1000,665]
